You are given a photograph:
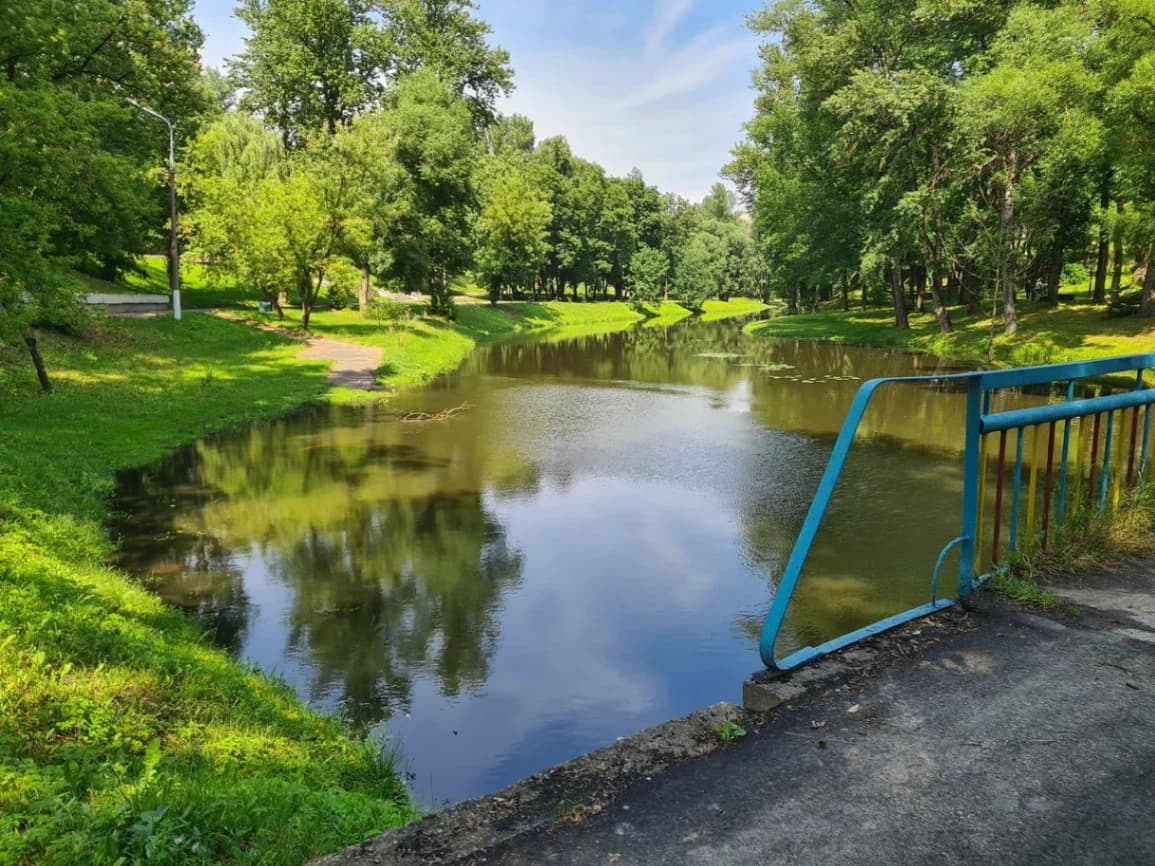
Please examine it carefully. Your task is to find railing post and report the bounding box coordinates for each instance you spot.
[958,378,984,598]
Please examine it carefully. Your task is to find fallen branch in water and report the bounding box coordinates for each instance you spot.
[401,403,471,423]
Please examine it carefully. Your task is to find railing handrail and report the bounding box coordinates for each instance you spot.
[759,353,1155,672]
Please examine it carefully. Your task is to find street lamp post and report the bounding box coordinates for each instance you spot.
[127,98,181,321]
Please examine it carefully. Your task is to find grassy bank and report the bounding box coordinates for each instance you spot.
[700,297,772,322]
[0,316,413,866]
[250,298,768,392]
[745,301,1155,368]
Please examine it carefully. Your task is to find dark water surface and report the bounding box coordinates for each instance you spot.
[112,317,991,806]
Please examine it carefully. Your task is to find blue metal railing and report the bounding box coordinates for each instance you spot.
[759,353,1155,672]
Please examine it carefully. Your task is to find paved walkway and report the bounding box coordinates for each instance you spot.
[325,559,1155,866]
[297,335,383,391]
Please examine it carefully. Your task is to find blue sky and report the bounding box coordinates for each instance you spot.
[192,0,764,201]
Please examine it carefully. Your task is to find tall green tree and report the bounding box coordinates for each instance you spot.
[474,160,552,303]
[233,0,391,145]
[233,0,512,146]
[184,113,290,314]
[960,4,1100,334]
[385,0,514,126]
[489,114,536,156]
[629,245,670,305]
[378,69,477,316]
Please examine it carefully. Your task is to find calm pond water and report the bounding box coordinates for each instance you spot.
[113,316,993,807]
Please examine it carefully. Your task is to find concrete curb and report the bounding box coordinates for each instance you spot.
[313,703,747,866]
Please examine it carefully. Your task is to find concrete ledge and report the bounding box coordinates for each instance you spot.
[743,607,976,713]
[313,703,747,866]
[84,292,170,306]
[84,293,171,314]
[743,647,878,711]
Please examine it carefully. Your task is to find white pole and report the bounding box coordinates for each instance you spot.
[128,99,181,321]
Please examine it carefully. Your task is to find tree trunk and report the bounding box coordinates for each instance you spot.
[1047,242,1062,306]
[24,329,53,394]
[359,261,371,314]
[861,274,868,311]
[891,259,909,330]
[930,268,952,334]
[303,269,325,332]
[1140,245,1155,317]
[914,266,926,314]
[1111,236,1124,303]
[1003,266,1018,335]
[843,273,856,312]
[1094,185,1111,304]
[1001,153,1019,336]
[962,269,982,315]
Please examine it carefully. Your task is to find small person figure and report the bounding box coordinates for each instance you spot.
[1033,278,1043,302]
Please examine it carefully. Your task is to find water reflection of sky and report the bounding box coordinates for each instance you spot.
[385,476,769,807]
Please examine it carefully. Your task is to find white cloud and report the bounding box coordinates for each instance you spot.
[644,0,696,57]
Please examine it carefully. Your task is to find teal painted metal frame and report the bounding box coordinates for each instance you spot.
[759,353,1155,672]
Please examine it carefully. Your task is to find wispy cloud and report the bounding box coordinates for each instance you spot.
[620,20,756,110]
[643,0,696,57]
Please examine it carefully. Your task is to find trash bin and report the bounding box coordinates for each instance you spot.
[258,300,273,313]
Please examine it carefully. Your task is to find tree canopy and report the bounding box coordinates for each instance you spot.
[728,0,1155,331]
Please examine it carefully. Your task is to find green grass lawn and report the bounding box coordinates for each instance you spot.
[455,299,648,341]
[747,299,1155,369]
[640,301,693,327]
[0,315,414,866]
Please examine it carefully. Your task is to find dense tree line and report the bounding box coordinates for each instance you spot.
[184,0,765,325]
[727,0,1155,331]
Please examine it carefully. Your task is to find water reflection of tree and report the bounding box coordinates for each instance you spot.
[112,452,252,656]
[269,494,523,724]
[168,407,530,726]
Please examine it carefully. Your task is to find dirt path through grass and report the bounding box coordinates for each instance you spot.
[210,311,385,390]
[298,335,384,390]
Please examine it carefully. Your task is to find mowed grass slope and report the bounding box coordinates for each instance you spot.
[0,315,413,866]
